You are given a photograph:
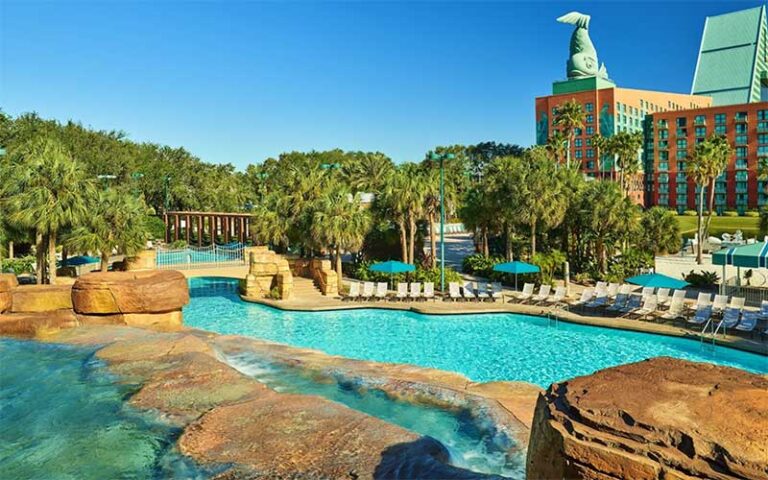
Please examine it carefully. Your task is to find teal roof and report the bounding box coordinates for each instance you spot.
[692,6,766,106]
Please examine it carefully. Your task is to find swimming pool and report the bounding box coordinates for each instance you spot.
[185,277,767,387]
[0,339,204,479]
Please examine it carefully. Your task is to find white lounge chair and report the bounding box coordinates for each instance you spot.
[374,282,388,300]
[735,311,759,335]
[630,296,658,320]
[344,282,361,301]
[595,281,608,295]
[585,291,609,310]
[606,283,619,299]
[515,283,535,303]
[532,285,551,304]
[545,286,567,305]
[660,299,685,322]
[462,282,477,300]
[476,283,491,302]
[712,294,728,313]
[570,288,594,310]
[423,282,435,301]
[667,289,686,309]
[641,287,655,301]
[758,300,768,320]
[395,282,408,301]
[618,284,632,295]
[491,282,503,302]
[655,288,671,306]
[409,282,422,301]
[447,282,462,301]
[362,282,375,301]
[688,292,712,311]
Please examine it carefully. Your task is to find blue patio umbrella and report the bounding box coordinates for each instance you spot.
[626,273,689,290]
[492,261,540,290]
[61,255,100,267]
[369,260,415,289]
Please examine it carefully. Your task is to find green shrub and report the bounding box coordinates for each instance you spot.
[723,210,739,217]
[168,240,188,249]
[573,272,592,284]
[462,253,504,276]
[411,266,462,285]
[745,210,760,217]
[144,215,166,240]
[1,256,35,274]
[682,269,719,288]
[345,261,461,286]
[269,286,281,299]
[683,210,698,216]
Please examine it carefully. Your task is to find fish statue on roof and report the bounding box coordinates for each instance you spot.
[557,11,609,80]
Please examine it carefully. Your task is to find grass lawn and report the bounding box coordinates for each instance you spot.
[675,215,761,239]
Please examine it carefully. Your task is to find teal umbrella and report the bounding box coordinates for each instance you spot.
[493,261,540,290]
[369,260,416,274]
[369,260,415,289]
[626,273,689,289]
[712,242,768,268]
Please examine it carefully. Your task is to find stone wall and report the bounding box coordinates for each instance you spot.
[241,247,293,300]
[526,357,768,479]
[0,274,16,313]
[309,258,338,296]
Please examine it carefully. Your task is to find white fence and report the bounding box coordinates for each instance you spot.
[156,243,246,270]
[724,276,768,306]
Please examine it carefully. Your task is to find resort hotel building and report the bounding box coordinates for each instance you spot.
[536,5,768,213]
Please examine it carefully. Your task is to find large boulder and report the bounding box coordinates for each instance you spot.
[0,276,13,313]
[72,270,188,315]
[11,284,73,312]
[526,357,768,480]
[0,310,79,336]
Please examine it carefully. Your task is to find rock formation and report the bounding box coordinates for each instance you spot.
[241,246,293,299]
[526,357,768,479]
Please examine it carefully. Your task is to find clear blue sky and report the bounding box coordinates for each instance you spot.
[1,1,764,168]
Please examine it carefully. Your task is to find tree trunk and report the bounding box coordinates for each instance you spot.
[8,241,13,259]
[101,252,110,272]
[35,231,44,285]
[428,211,437,268]
[408,213,416,265]
[596,238,605,274]
[505,223,513,261]
[335,246,343,292]
[398,220,407,262]
[696,182,705,264]
[48,230,57,285]
[705,177,717,241]
[482,227,489,257]
[530,220,537,258]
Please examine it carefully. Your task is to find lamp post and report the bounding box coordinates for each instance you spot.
[163,175,172,213]
[131,172,144,197]
[430,152,455,292]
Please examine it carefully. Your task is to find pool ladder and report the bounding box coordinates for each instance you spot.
[699,317,724,354]
[546,305,563,328]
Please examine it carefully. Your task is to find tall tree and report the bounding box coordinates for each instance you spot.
[639,207,681,255]
[552,100,586,168]
[64,189,154,271]
[599,132,643,197]
[1,137,92,284]
[686,134,734,264]
[545,131,568,165]
[311,190,371,291]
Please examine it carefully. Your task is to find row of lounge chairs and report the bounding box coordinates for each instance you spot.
[507,283,567,305]
[344,282,435,301]
[445,282,504,301]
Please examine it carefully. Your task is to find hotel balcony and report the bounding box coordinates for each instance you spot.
[735,113,749,122]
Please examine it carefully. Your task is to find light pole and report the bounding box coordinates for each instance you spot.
[430,152,455,292]
[163,175,172,213]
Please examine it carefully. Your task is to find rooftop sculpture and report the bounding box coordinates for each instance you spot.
[557,11,609,80]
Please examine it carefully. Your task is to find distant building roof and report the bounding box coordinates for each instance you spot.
[692,5,767,106]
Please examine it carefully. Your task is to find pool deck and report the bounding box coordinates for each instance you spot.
[241,292,768,357]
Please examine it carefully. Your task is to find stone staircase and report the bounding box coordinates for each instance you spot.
[292,277,327,299]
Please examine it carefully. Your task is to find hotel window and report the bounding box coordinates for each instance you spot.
[736,123,748,134]
[575,150,583,159]
[586,148,594,158]
[759,134,768,144]
[677,139,687,149]
[715,125,727,135]
[552,108,558,115]
[759,145,768,156]
[676,117,687,127]
[677,161,687,171]
[585,102,594,112]
[714,113,726,124]
[695,126,706,138]
[586,161,595,170]
[586,126,594,135]
[758,120,768,132]
[575,138,583,147]
[659,129,668,139]
[676,172,687,182]
[658,162,668,171]
[694,115,706,125]
[737,147,748,158]
[758,109,768,120]
[676,150,687,160]
[586,138,592,146]
[586,114,593,123]
[659,140,669,149]
[575,127,583,136]
[659,151,669,161]
[616,102,622,112]
[736,134,748,145]
[735,112,748,121]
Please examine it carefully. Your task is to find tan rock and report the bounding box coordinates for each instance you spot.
[124,249,157,271]
[11,284,73,312]
[0,273,19,288]
[72,270,189,314]
[526,357,768,480]
[123,311,183,331]
[0,310,78,337]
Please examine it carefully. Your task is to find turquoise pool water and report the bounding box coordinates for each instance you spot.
[185,278,767,387]
[0,339,204,479]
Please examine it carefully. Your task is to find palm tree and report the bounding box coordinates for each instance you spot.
[552,100,586,168]
[311,190,371,291]
[610,132,644,197]
[639,207,681,255]
[1,137,92,284]
[686,135,734,264]
[545,131,568,164]
[379,164,425,264]
[342,152,394,194]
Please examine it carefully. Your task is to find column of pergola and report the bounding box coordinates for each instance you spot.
[163,212,251,246]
